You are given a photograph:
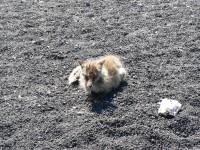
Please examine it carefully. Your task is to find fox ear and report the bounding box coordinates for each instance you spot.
[77,59,85,66]
[97,60,105,71]
[99,60,105,65]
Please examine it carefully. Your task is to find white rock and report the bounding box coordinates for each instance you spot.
[158,98,182,116]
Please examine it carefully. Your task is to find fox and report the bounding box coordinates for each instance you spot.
[68,54,126,96]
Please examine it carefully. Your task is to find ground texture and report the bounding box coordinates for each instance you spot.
[0,0,200,149]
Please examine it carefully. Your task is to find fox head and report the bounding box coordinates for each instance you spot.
[77,59,105,90]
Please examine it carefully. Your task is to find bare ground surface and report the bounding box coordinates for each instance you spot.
[0,0,200,149]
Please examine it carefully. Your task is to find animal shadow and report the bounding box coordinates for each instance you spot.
[88,81,128,113]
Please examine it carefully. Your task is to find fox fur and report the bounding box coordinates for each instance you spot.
[68,55,126,96]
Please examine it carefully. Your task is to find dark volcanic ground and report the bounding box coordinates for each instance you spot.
[0,0,200,149]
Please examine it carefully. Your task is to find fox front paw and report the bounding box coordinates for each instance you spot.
[68,66,81,86]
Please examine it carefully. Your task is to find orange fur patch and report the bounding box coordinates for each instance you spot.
[100,55,120,76]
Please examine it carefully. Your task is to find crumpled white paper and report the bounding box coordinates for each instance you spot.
[158,98,182,116]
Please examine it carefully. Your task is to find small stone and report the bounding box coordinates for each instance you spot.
[158,98,182,117]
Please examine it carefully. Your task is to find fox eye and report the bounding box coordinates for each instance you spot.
[92,76,96,81]
[84,75,89,81]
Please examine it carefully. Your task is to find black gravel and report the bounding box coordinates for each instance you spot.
[0,0,200,149]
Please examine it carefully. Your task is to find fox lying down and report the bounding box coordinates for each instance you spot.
[68,55,126,96]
